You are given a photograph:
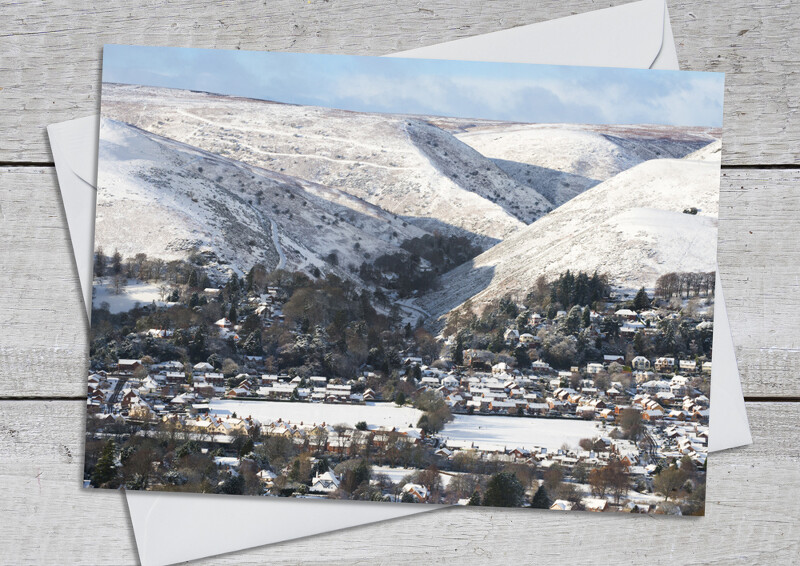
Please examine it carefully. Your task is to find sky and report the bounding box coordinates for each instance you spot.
[102,45,725,128]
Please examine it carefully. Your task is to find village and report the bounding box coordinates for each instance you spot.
[86,273,711,514]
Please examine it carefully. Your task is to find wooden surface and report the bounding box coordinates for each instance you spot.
[1,1,799,564]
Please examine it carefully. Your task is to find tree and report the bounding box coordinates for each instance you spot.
[588,468,608,498]
[91,439,117,487]
[340,459,371,494]
[604,458,630,504]
[451,332,466,366]
[531,484,551,509]
[483,471,524,507]
[94,247,106,277]
[633,287,651,311]
[467,490,482,506]
[543,463,564,494]
[654,465,687,501]
[582,307,591,328]
[355,421,368,431]
[572,461,589,484]
[217,473,245,495]
[228,304,238,324]
[112,249,122,275]
[565,305,582,335]
[619,408,644,441]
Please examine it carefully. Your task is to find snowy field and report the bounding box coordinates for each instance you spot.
[92,278,171,314]
[439,415,604,452]
[371,466,416,484]
[209,400,422,429]
[371,466,462,488]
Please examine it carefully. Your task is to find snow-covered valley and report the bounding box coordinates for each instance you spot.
[96,83,722,321]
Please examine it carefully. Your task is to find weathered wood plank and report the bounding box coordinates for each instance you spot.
[0,400,797,564]
[718,168,800,396]
[0,0,798,165]
[2,166,799,397]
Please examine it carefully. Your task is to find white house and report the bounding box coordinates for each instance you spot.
[310,470,340,493]
[631,356,651,370]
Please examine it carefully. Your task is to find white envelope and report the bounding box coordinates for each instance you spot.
[48,1,750,565]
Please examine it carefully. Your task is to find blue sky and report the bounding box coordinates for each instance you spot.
[103,45,725,127]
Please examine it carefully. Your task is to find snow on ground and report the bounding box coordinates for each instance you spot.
[371,466,463,488]
[371,466,416,484]
[439,415,603,453]
[92,278,172,313]
[422,151,721,319]
[209,400,422,429]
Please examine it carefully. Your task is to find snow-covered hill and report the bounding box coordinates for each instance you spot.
[453,123,717,207]
[419,145,721,319]
[101,83,555,248]
[97,118,427,281]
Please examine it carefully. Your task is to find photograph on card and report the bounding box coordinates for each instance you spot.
[85,46,723,515]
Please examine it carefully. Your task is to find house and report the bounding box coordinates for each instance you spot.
[604,354,625,364]
[402,483,429,502]
[503,328,520,342]
[117,359,142,374]
[586,363,604,374]
[631,356,651,371]
[679,360,698,373]
[641,380,672,395]
[492,362,510,375]
[193,362,214,373]
[530,360,553,374]
[463,349,493,370]
[582,498,609,512]
[614,308,638,320]
[214,317,232,328]
[549,499,574,511]
[310,470,340,494]
[519,333,537,345]
[655,357,676,373]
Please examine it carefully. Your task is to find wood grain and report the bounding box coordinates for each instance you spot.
[0,400,797,565]
[2,166,798,397]
[0,0,798,165]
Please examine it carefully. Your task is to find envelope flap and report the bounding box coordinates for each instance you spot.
[49,115,99,186]
[392,0,667,70]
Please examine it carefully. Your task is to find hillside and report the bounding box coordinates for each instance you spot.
[101,83,555,248]
[419,144,721,319]
[453,123,717,207]
[97,118,427,282]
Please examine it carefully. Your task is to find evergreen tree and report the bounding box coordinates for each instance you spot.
[531,484,551,509]
[582,307,591,328]
[243,331,263,356]
[467,490,482,506]
[91,439,117,487]
[633,287,651,311]
[451,332,465,366]
[228,304,238,324]
[565,305,582,335]
[112,249,122,275]
[483,471,524,507]
[94,247,106,278]
[187,270,199,288]
[514,345,531,369]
